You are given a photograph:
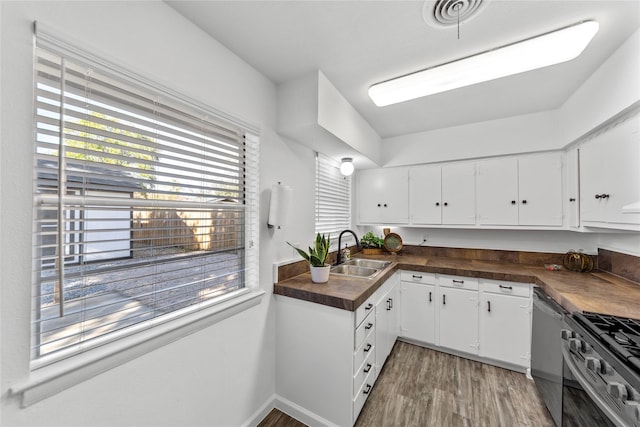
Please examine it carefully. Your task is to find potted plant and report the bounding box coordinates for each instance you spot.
[288,233,331,283]
[360,231,384,255]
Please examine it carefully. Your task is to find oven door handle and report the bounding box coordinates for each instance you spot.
[561,344,628,427]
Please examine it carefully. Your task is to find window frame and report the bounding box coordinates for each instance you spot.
[11,24,264,407]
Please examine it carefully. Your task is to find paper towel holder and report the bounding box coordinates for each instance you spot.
[267,182,292,229]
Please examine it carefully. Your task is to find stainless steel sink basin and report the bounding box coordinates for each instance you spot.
[343,259,391,269]
[330,264,380,278]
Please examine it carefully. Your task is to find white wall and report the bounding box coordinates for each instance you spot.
[0,2,315,426]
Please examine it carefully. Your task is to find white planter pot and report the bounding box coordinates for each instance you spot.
[310,265,331,283]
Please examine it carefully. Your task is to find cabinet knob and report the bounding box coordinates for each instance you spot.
[435,202,440,206]
[443,202,448,206]
[377,203,381,207]
[383,203,388,207]
[511,200,516,205]
[521,200,527,204]
[569,198,576,202]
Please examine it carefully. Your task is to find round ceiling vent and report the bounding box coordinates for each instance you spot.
[423,0,487,28]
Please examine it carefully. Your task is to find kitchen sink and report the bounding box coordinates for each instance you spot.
[343,259,391,269]
[330,264,380,278]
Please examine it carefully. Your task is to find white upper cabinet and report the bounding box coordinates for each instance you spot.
[477,153,563,226]
[563,148,580,228]
[357,167,409,224]
[409,162,476,225]
[580,114,640,230]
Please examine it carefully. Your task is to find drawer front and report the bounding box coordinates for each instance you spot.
[438,274,479,291]
[481,279,531,297]
[353,370,375,424]
[355,314,376,351]
[352,347,375,396]
[355,293,376,327]
[400,271,436,285]
[353,333,375,376]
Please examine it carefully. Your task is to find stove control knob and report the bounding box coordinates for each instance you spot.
[626,401,640,423]
[600,360,612,375]
[608,382,629,402]
[585,357,602,373]
[569,338,581,352]
[561,329,576,340]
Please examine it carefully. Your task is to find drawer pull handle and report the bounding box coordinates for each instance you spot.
[412,274,422,279]
[429,291,432,302]
[487,301,491,312]
[453,279,464,284]
[363,384,372,395]
[443,294,446,305]
[363,363,372,373]
[365,322,373,330]
[364,343,372,353]
[365,303,373,311]
[499,285,513,290]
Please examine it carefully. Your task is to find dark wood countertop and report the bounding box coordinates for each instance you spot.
[273,252,640,319]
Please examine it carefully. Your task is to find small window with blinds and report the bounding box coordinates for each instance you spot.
[32,39,258,364]
[315,153,351,245]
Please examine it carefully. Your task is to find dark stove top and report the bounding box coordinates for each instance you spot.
[575,312,640,376]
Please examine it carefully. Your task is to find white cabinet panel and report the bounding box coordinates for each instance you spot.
[409,162,475,225]
[400,281,436,344]
[438,286,479,355]
[357,167,409,224]
[479,281,532,368]
[580,115,640,229]
[477,153,562,226]
[563,148,580,228]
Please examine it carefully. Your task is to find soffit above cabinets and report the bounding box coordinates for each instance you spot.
[167,1,640,139]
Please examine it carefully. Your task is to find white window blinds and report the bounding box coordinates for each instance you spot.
[32,35,259,364]
[315,153,351,243]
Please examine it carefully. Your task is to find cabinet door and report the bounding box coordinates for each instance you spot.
[375,280,399,370]
[400,282,436,344]
[518,153,563,226]
[357,168,409,224]
[581,116,640,227]
[409,165,441,224]
[442,162,476,225]
[438,287,479,354]
[563,148,580,228]
[477,157,519,225]
[480,293,531,367]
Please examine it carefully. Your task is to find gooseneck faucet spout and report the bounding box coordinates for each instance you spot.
[336,230,360,265]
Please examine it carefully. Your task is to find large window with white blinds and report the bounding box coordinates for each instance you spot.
[32,34,259,365]
[315,153,351,244]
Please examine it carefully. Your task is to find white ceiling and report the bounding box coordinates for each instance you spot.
[166,0,640,139]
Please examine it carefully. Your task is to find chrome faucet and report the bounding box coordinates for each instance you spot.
[336,230,360,265]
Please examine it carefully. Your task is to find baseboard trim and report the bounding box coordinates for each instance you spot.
[241,395,276,427]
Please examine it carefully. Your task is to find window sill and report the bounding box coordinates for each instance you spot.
[9,288,265,408]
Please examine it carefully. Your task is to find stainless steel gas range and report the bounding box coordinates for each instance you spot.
[561,311,640,427]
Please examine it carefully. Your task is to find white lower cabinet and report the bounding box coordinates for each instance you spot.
[400,271,436,344]
[375,273,400,372]
[479,279,532,368]
[438,275,480,355]
[399,272,533,371]
[276,274,398,426]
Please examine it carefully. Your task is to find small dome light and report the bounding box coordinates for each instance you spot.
[340,158,354,176]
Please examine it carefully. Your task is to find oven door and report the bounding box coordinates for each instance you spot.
[561,337,622,427]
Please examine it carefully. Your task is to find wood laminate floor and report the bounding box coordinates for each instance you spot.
[259,341,554,427]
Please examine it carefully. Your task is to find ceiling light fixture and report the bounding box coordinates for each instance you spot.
[339,158,354,176]
[368,20,599,107]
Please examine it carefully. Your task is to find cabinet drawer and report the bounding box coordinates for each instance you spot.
[353,370,375,424]
[353,334,375,376]
[355,315,375,351]
[352,347,375,396]
[439,274,479,290]
[355,294,376,327]
[481,279,530,297]
[400,271,436,284]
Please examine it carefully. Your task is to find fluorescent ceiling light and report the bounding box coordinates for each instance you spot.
[368,20,599,107]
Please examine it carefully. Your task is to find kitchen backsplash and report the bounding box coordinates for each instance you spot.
[597,248,640,284]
